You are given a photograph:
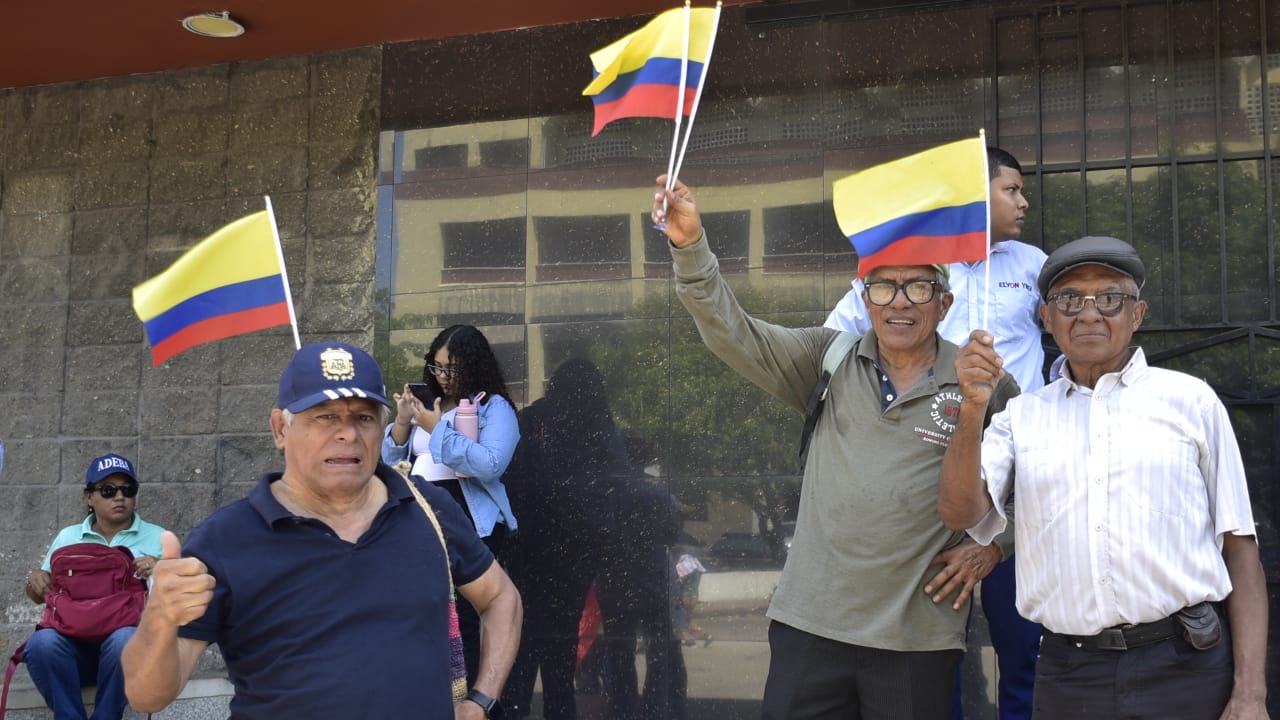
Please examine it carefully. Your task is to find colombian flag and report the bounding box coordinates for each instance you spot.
[132,210,294,367]
[833,137,989,279]
[583,6,718,136]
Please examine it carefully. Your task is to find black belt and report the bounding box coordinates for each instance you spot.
[1055,614,1182,651]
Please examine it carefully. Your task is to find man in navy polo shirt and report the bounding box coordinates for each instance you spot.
[122,342,522,719]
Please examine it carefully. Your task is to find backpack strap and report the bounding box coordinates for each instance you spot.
[798,331,860,464]
[2,641,25,718]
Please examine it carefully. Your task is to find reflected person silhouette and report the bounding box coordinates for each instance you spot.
[591,474,687,720]
[502,358,632,719]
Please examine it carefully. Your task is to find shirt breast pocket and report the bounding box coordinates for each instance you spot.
[1117,430,1202,520]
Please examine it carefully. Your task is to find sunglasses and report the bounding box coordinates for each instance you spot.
[91,483,138,499]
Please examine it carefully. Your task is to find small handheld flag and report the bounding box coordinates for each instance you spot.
[132,200,299,367]
[833,136,990,279]
[583,5,719,137]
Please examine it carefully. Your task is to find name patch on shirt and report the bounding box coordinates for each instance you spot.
[997,281,1034,291]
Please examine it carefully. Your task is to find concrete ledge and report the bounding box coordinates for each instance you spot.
[4,667,232,719]
[698,570,779,610]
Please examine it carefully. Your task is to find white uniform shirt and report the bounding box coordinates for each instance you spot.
[970,348,1256,635]
[826,240,1048,392]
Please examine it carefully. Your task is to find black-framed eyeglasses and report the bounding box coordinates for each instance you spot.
[1045,292,1137,317]
[426,364,458,379]
[864,279,939,306]
[92,484,138,499]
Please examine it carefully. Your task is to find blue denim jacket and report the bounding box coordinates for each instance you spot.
[381,394,519,536]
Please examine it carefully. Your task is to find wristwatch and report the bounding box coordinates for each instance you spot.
[465,688,503,718]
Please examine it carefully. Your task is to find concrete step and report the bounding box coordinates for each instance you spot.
[4,668,232,720]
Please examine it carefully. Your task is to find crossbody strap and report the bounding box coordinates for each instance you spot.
[402,474,468,702]
[403,474,454,586]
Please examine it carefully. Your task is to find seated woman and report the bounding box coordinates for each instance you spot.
[22,453,165,720]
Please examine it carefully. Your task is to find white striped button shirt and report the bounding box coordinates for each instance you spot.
[971,347,1256,636]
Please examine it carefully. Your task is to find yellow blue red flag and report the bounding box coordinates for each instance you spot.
[583,6,718,136]
[132,209,295,367]
[833,137,989,278]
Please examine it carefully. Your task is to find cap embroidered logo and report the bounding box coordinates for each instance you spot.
[320,347,356,381]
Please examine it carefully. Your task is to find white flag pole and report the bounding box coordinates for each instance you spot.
[665,1,694,193]
[979,129,992,332]
[670,1,722,187]
[264,195,302,350]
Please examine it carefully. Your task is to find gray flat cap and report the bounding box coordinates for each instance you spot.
[1037,236,1146,300]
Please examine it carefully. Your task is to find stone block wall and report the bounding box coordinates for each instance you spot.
[0,46,383,667]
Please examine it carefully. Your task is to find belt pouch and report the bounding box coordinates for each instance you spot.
[1175,603,1222,650]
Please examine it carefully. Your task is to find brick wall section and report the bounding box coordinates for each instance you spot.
[0,47,383,664]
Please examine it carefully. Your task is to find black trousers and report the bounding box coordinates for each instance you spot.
[1032,628,1233,719]
[761,620,961,720]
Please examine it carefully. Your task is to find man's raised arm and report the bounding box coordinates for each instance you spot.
[122,531,214,712]
[939,330,1002,530]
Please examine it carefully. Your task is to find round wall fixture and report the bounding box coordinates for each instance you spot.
[181,11,246,38]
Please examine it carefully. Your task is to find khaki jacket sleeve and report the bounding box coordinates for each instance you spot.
[671,233,835,414]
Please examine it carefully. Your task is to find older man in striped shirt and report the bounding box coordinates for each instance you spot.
[939,235,1268,720]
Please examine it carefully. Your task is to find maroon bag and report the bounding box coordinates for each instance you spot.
[39,543,146,642]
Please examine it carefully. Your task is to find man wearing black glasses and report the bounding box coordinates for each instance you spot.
[940,236,1268,719]
[654,177,1020,719]
[828,147,1045,720]
[22,452,166,720]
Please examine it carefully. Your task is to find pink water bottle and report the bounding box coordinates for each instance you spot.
[455,397,479,443]
[454,394,481,477]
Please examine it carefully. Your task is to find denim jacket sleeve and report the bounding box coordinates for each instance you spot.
[381,424,412,465]
[428,394,520,482]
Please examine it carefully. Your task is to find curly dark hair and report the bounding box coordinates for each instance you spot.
[422,325,513,406]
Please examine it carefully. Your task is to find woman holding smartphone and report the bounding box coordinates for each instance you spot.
[382,325,520,683]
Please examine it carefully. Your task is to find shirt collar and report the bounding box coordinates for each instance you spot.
[249,463,411,527]
[958,240,1013,266]
[1058,346,1148,395]
[80,511,143,540]
[857,330,958,387]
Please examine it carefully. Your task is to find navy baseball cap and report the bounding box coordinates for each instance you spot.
[85,453,137,488]
[277,342,392,413]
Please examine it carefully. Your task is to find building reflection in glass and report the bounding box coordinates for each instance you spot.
[376,2,1280,715]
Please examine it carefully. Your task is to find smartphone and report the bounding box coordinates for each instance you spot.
[406,382,436,406]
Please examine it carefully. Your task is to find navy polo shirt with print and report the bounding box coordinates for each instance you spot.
[179,463,492,719]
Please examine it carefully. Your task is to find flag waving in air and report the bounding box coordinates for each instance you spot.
[833,136,990,279]
[132,203,299,367]
[583,5,719,137]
